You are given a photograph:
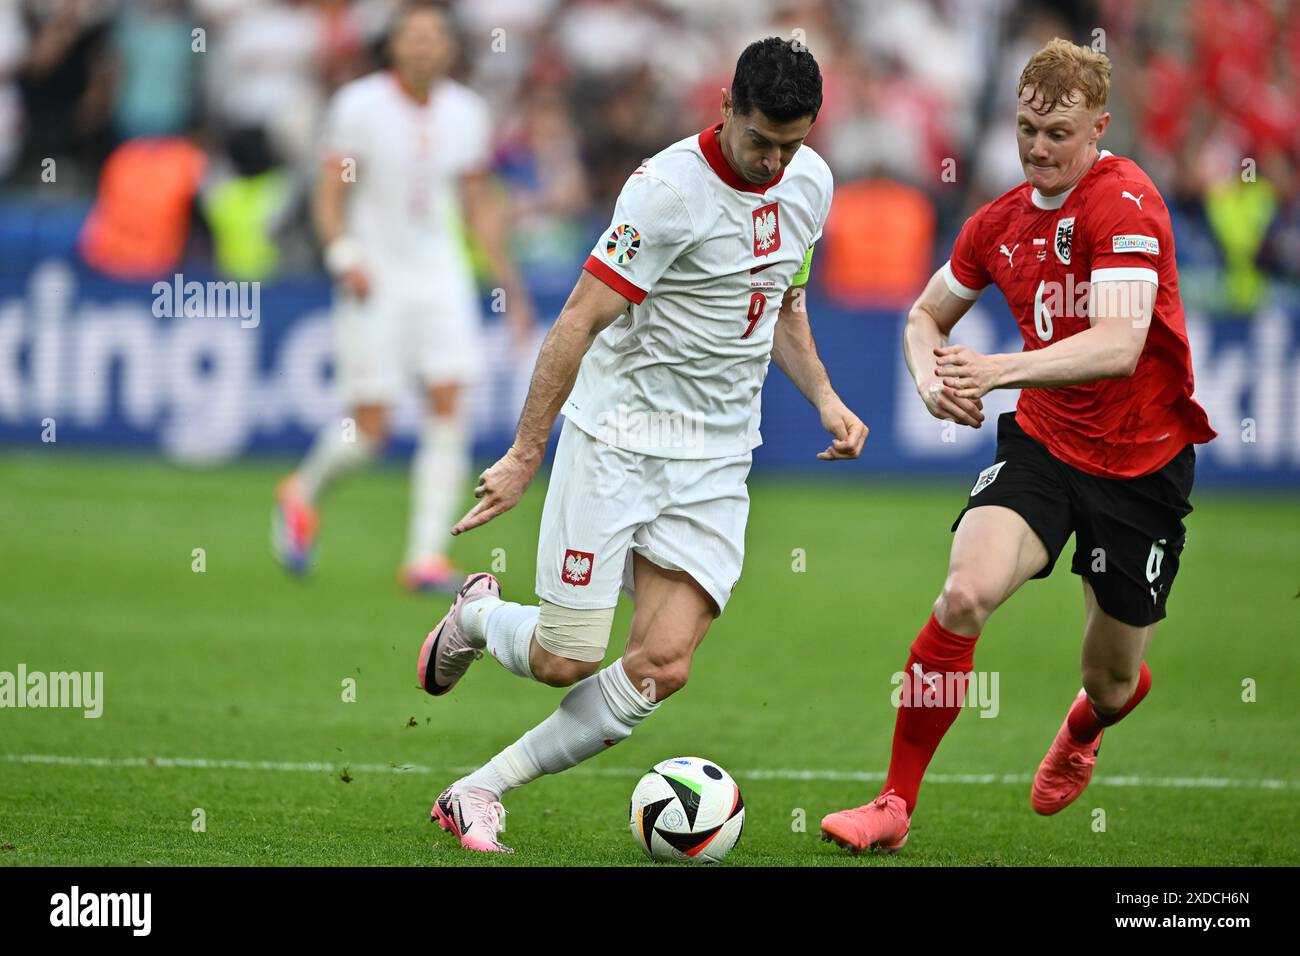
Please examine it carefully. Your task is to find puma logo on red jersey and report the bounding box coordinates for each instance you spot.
[1121,190,1144,209]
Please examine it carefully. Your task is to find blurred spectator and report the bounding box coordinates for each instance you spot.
[109,0,197,140]
[78,135,206,279]
[552,0,661,77]
[1166,146,1226,312]
[1257,152,1300,290]
[0,0,28,179]
[200,125,296,280]
[821,53,933,184]
[969,3,1079,206]
[314,0,381,90]
[821,177,936,308]
[457,0,560,119]
[14,0,116,192]
[493,81,590,289]
[200,0,327,168]
[0,0,1292,309]
[1204,167,1278,314]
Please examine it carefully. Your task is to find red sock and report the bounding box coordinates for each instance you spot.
[882,614,978,815]
[1066,661,1152,743]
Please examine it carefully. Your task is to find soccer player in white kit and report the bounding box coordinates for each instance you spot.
[273,2,535,593]
[415,38,869,853]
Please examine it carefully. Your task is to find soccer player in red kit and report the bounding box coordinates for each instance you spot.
[821,38,1217,853]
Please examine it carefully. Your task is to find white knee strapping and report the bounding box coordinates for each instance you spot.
[534,600,616,663]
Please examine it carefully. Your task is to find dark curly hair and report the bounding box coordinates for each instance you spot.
[731,37,823,123]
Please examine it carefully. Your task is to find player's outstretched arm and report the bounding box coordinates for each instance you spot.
[936,279,1152,398]
[771,286,868,460]
[904,266,985,427]
[451,271,630,535]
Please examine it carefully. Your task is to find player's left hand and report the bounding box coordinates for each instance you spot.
[935,345,1002,400]
[451,445,540,536]
[817,396,869,460]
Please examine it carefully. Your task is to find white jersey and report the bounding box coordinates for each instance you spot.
[565,124,834,459]
[322,71,491,283]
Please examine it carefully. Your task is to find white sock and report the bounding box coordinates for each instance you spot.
[406,414,469,565]
[471,600,538,680]
[298,420,375,503]
[460,658,658,797]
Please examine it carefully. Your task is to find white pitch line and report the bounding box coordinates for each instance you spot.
[4,753,1298,791]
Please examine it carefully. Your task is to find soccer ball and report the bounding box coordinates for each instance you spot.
[629,756,744,863]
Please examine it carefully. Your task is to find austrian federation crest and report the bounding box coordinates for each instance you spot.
[1054,216,1075,265]
[970,461,1006,497]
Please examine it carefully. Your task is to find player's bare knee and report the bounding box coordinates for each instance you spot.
[529,647,599,688]
[428,384,460,418]
[1081,668,1136,714]
[625,648,690,701]
[543,659,599,688]
[651,662,691,700]
[935,578,993,634]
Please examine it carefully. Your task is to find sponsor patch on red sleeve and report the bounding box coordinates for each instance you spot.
[1112,234,1159,255]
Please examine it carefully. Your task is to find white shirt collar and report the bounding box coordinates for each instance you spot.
[1031,149,1112,210]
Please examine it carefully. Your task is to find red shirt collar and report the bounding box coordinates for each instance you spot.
[697,123,784,194]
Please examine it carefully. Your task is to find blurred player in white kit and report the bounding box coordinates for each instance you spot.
[273,1,534,592]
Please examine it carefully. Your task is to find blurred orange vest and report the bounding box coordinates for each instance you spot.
[79,138,206,280]
[822,178,935,308]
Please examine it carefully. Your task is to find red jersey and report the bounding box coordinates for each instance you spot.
[943,151,1216,479]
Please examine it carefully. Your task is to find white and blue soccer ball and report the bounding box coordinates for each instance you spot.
[629,756,744,863]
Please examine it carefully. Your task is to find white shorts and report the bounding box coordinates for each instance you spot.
[536,418,751,615]
[334,277,483,406]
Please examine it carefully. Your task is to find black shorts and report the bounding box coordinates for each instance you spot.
[951,412,1196,628]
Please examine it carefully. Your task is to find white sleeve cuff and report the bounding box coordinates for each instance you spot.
[1090,267,1158,285]
[941,261,983,300]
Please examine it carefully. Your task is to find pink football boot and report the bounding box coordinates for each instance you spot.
[417,572,500,696]
[1032,690,1103,815]
[431,783,513,853]
[272,475,318,575]
[820,789,911,855]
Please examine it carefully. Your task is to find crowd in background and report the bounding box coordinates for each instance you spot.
[0,0,1296,313]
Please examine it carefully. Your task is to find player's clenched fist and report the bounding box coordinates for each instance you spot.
[452,445,541,535]
[935,345,1001,401]
[918,369,985,428]
[816,395,870,460]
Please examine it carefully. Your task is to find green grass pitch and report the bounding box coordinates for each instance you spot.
[1,451,1296,866]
